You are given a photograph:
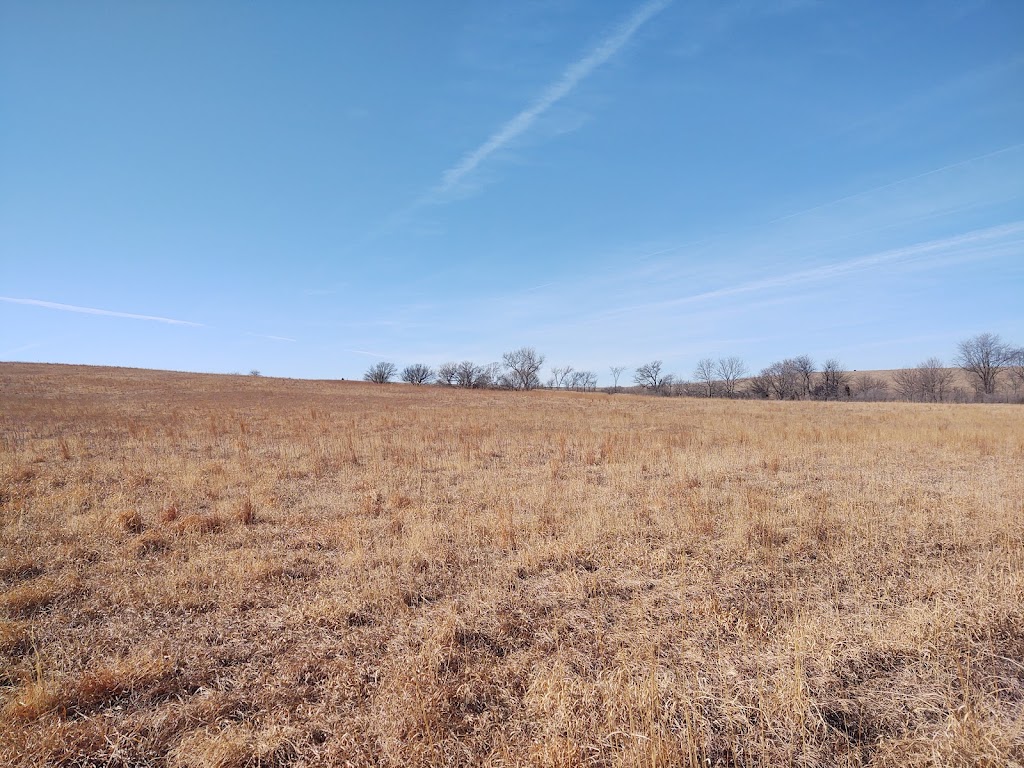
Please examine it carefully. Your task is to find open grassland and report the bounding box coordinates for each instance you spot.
[1,363,1022,767]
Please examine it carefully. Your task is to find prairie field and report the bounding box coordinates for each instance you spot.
[1,363,1022,767]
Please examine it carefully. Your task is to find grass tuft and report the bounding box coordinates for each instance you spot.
[2,681,62,722]
[235,497,256,525]
[117,509,144,534]
[169,724,299,768]
[0,578,66,617]
[160,503,180,523]
[173,515,223,536]
[0,620,31,657]
[134,530,172,558]
[0,556,44,584]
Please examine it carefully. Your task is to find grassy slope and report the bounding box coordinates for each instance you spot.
[1,363,1022,767]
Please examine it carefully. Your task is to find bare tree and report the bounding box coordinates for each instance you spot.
[548,366,573,389]
[892,368,922,402]
[852,373,889,401]
[918,357,955,403]
[764,359,802,400]
[436,361,503,389]
[667,378,692,397]
[482,362,504,388]
[609,366,627,392]
[693,358,718,398]
[364,361,397,384]
[452,360,498,389]
[715,357,747,398]
[436,362,459,387]
[401,363,434,385]
[1011,347,1024,396]
[817,359,849,400]
[956,333,1014,397]
[792,355,815,399]
[747,369,773,399]
[455,361,480,388]
[892,359,956,402]
[634,360,671,393]
[567,370,598,392]
[502,347,545,391]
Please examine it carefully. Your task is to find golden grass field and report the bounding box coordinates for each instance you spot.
[1,363,1022,767]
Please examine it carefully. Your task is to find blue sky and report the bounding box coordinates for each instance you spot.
[2,1,1022,382]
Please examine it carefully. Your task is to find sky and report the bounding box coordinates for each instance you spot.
[2,0,1023,383]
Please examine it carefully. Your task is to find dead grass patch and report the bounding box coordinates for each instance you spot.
[173,514,223,536]
[0,578,68,617]
[747,519,790,549]
[160,502,180,523]
[0,363,1021,767]
[0,620,31,657]
[134,529,173,557]
[2,680,62,722]
[235,497,256,525]
[116,508,144,534]
[61,655,177,716]
[0,556,43,584]
[168,724,299,768]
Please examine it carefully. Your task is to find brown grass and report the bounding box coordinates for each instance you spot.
[115,508,144,534]
[0,556,44,583]
[0,578,70,618]
[1,362,1022,766]
[235,497,257,525]
[173,514,224,536]
[0,620,31,658]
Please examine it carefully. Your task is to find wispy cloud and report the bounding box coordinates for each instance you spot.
[1,341,48,358]
[603,221,1024,318]
[344,1,670,252]
[840,54,1024,139]
[245,332,297,343]
[429,0,671,199]
[554,144,1024,282]
[765,143,1024,227]
[524,281,556,293]
[0,297,204,327]
[343,348,390,358]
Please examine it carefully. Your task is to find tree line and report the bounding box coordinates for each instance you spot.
[364,347,548,391]
[363,333,1024,403]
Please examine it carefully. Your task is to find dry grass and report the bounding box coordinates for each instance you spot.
[1,362,1022,767]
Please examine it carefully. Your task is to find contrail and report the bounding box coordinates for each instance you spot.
[689,221,1024,301]
[344,0,671,251]
[614,143,1024,265]
[1,341,47,358]
[605,220,1024,317]
[343,349,390,359]
[0,296,204,327]
[246,332,297,343]
[4,297,307,347]
[765,142,1024,226]
[431,0,671,198]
